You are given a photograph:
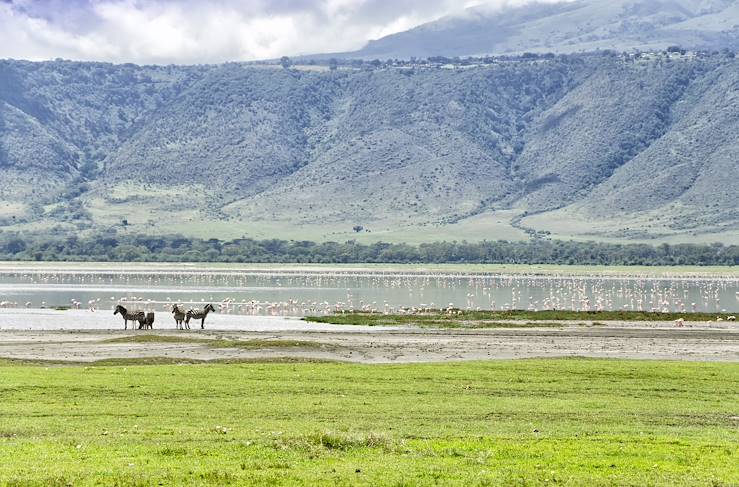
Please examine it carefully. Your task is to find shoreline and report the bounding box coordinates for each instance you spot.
[1,261,737,277]
[1,309,736,364]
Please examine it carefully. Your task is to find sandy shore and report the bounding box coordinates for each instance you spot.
[0,309,737,363]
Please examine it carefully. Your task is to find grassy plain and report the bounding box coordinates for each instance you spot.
[521,207,739,246]
[0,360,737,486]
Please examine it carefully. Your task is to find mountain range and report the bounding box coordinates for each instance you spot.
[331,0,739,60]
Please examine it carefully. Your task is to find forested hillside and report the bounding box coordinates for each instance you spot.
[0,51,737,244]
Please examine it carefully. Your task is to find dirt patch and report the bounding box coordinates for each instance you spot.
[101,334,335,350]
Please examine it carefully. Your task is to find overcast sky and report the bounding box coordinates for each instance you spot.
[0,0,559,64]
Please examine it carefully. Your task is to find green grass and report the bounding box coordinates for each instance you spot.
[0,360,736,486]
[101,335,330,350]
[304,310,725,328]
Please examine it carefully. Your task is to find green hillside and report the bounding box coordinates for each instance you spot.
[0,52,736,244]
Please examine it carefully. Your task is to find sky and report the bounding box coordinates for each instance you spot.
[0,0,558,64]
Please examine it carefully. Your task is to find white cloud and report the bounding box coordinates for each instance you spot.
[0,0,565,64]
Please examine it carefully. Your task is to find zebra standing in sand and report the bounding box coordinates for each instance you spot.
[185,304,216,330]
[171,304,187,329]
[114,304,147,330]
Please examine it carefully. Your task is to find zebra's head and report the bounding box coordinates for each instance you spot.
[114,304,125,315]
[171,304,179,313]
[205,303,215,313]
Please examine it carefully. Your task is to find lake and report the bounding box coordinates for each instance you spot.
[0,264,737,315]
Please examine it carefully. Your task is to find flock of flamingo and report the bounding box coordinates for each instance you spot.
[0,269,737,316]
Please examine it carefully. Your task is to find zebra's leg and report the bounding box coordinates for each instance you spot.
[201,318,205,329]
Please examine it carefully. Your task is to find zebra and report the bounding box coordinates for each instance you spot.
[171,304,187,329]
[185,304,216,330]
[143,312,155,330]
[114,304,146,330]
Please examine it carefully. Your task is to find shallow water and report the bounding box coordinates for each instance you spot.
[0,309,396,332]
[0,267,736,315]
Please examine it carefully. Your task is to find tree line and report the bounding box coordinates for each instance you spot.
[0,233,736,265]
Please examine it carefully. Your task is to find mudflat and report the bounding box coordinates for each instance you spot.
[0,309,736,363]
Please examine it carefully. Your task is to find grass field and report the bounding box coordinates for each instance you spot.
[0,360,737,486]
[521,206,739,246]
[304,310,729,328]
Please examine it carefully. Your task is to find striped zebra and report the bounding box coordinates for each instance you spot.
[114,304,146,330]
[185,304,216,330]
[143,312,155,330]
[171,304,187,329]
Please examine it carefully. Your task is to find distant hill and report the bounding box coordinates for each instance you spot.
[0,52,737,245]
[326,0,739,60]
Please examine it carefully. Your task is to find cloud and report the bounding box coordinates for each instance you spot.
[0,0,560,64]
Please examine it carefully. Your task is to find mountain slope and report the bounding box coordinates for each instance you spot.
[514,57,706,210]
[104,65,332,199]
[575,61,739,227]
[227,62,585,225]
[0,59,202,201]
[0,54,736,244]
[335,0,739,60]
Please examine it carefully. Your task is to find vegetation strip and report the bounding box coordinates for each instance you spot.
[1,233,737,265]
[0,360,736,485]
[305,310,729,327]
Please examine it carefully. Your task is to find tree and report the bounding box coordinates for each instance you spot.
[352,225,364,233]
[329,58,339,71]
[280,56,292,69]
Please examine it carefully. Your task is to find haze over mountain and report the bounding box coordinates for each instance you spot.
[1,50,737,245]
[328,0,739,60]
